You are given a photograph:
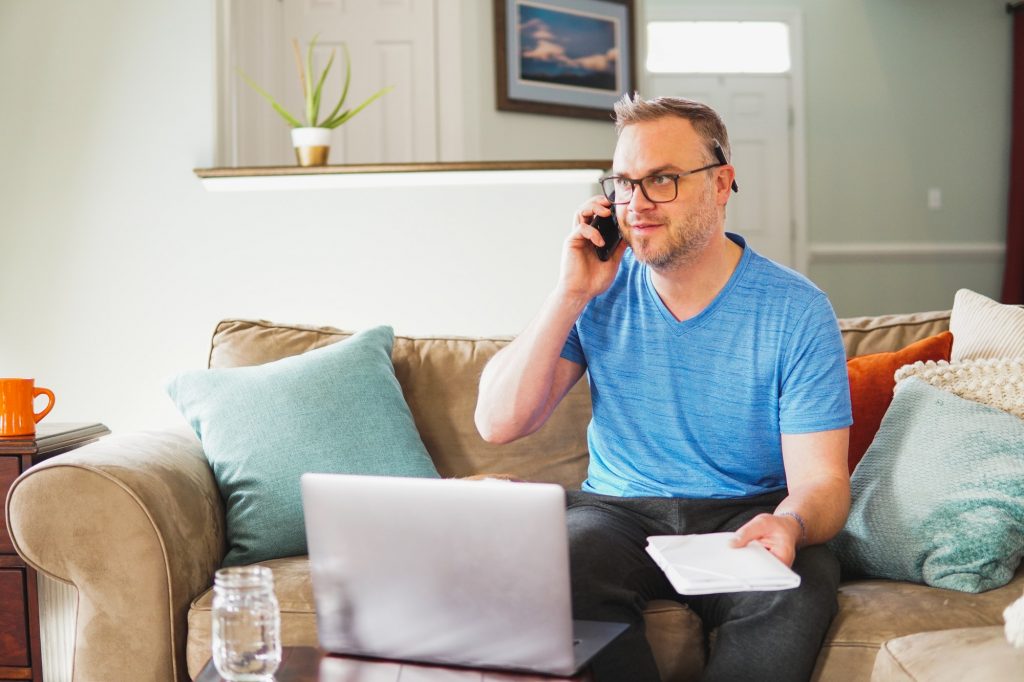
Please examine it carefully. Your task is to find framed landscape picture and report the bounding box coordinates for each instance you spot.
[494,0,636,120]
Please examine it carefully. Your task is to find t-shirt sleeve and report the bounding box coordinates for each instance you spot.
[778,292,852,434]
[560,322,587,367]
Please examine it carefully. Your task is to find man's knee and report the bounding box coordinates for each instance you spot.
[567,504,614,545]
[743,544,840,631]
[712,545,840,628]
[791,544,841,616]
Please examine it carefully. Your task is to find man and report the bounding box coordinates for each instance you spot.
[475,94,852,682]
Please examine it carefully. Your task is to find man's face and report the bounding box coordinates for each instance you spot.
[611,117,731,270]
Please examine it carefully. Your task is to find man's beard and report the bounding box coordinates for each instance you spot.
[627,189,719,270]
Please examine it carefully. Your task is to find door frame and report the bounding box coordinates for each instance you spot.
[637,5,808,273]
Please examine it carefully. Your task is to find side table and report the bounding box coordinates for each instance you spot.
[0,422,109,682]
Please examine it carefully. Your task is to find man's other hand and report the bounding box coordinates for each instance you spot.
[730,513,801,567]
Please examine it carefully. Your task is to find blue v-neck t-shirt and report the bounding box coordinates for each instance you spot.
[560,233,852,499]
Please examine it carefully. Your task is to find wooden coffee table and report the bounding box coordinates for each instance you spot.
[196,646,592,681]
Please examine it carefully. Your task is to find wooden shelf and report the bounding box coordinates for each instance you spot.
[193,160,612,191]
[194,159,612,178]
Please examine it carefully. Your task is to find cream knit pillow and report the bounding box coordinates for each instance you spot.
[949,289,1024,361]
[894,358,1024,420]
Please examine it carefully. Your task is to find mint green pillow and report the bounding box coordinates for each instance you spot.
[165,326,439,567]
[830,378,1024,593]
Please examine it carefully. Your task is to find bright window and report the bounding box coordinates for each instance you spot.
[646,21,791,74]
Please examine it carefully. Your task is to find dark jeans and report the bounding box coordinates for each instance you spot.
[567,490,840,682]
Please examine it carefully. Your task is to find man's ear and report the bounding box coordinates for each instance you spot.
[715,165,737,205]
[712,140,739,193]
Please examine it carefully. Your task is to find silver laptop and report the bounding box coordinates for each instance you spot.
[300,473,627,676]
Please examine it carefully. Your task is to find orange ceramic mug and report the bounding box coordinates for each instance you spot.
[0,378,55,437]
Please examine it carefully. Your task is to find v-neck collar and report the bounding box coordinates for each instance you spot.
[642,233,751,335]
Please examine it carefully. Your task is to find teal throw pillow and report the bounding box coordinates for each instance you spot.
[830,378,1024,593]
[165,326,439,567]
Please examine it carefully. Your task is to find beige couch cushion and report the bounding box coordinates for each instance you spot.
[208,319,591,489]
[838,310,950,358]
[871,626,1024,681]
[812,567,1024,681]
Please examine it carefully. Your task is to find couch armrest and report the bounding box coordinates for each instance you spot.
[5,426,224,682]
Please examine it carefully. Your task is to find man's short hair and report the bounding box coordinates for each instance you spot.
[613,93,732,163]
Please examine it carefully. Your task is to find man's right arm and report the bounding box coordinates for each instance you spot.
[474,291,589,444]
[475,195,626,444]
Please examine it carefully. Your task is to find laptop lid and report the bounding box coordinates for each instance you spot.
[301,474,583,675]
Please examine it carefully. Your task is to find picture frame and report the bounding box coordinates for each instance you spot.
[494,0,636,121]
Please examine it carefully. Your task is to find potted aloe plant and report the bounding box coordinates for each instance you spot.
[238,35,392,166]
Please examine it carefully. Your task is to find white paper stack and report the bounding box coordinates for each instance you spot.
[646,533,801,595]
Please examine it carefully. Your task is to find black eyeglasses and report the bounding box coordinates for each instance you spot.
[599,163,726,205]
[600,140,740,204]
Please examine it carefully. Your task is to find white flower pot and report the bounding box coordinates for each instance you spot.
[291,127,332,167]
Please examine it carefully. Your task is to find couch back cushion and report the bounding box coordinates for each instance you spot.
[837,310,950,358]
[208,311,952,488]
[209,320,592,488]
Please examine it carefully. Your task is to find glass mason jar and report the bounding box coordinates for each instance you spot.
[211,566,282,681]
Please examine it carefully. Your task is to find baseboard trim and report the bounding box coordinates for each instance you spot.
[809,241,1005,262]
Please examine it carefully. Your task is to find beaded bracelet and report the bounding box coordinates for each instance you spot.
[775,511,808,545]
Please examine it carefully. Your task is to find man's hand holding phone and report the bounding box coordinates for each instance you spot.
[559,195,626,304]
[590,203,621,262]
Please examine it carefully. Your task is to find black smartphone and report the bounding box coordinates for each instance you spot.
[590,204,621,262]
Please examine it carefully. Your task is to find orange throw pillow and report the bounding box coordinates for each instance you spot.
[846,331,953,473]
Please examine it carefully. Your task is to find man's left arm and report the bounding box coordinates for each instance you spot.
[730,428,850,567]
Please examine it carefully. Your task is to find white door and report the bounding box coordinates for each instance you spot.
[282,0,438,164]
[647,74,793,266]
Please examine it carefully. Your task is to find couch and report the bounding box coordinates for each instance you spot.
[6,311,1024,682]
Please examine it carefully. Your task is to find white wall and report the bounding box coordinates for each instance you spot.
[0,1,599,433]
[0,0,1016,433]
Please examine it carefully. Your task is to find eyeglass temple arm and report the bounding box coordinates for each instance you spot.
[713,142,739,193]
